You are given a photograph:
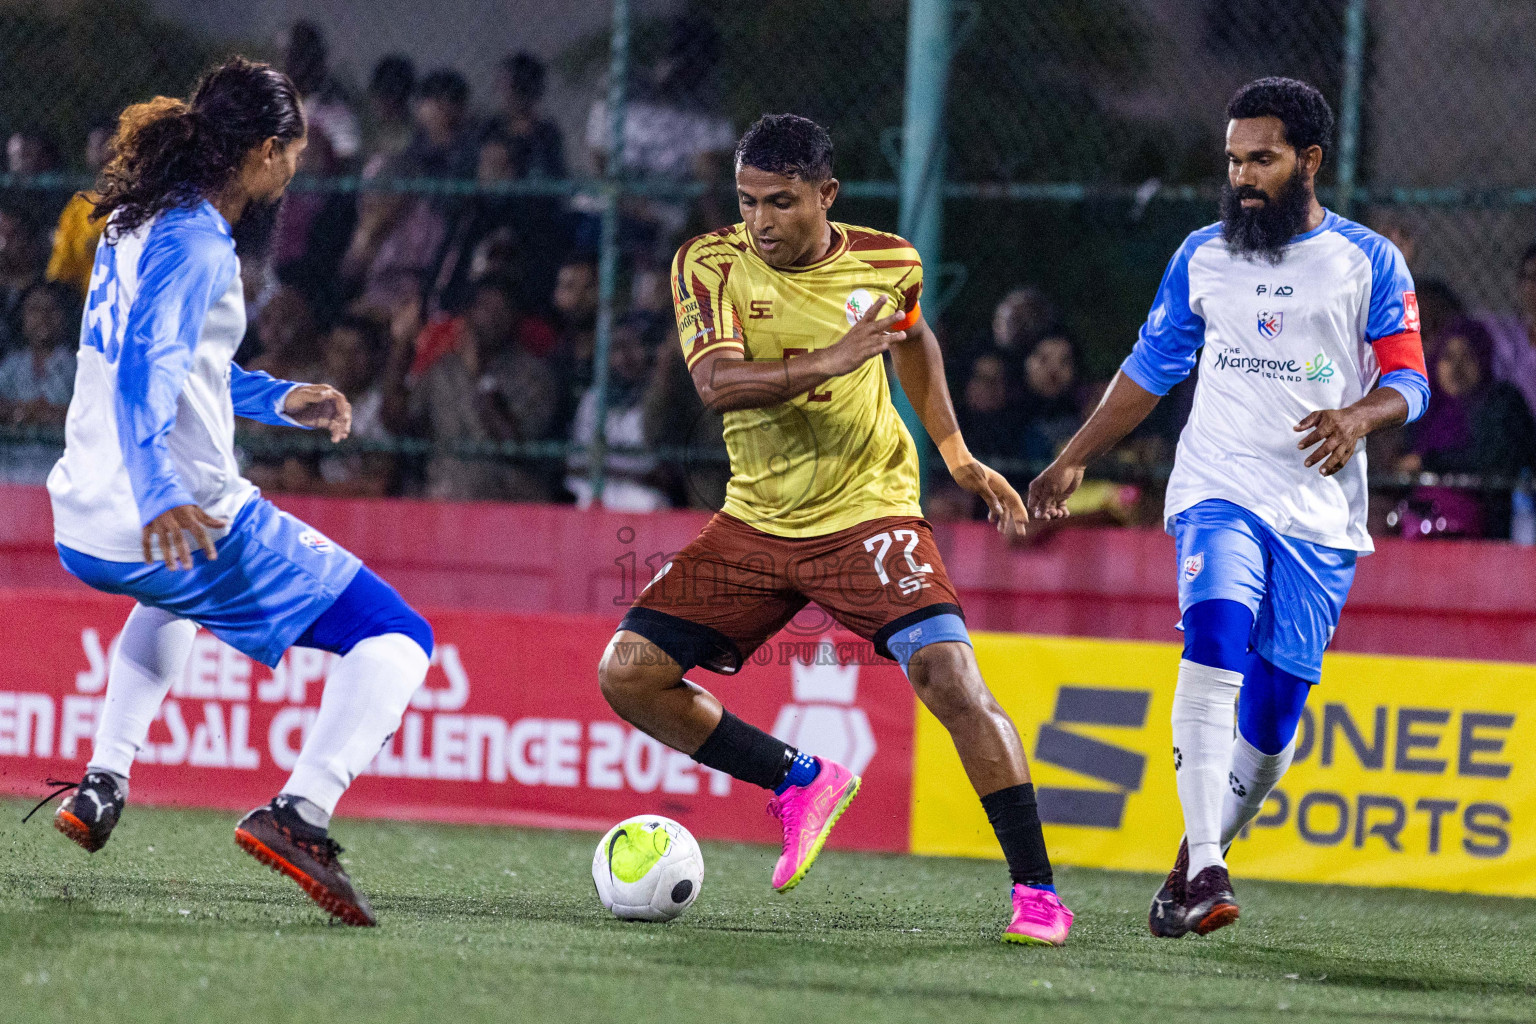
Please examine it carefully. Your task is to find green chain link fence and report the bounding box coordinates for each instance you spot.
[0,0,1530,515]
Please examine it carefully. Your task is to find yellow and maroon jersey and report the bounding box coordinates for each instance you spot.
[670,221,925,538]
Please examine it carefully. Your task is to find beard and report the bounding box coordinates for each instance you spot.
[1220,165,1313,264]
[231,195,284,261]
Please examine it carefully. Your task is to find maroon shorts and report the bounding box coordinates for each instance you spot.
[619,513,963,674]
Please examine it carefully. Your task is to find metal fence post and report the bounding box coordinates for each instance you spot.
[898,0,953,494]
[588,0,630,505]
[1336,0,1367,217]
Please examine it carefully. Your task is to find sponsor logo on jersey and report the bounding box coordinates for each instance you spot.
[844,288,876,326]
[1257,309,1284,339]
[297,529,334,554]
[1402,291,1420,332]
[1213,347,1303,382]
[1305,351,1337,382]
[1183,553,1204,582]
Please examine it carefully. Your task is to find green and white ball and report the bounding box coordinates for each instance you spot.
[592,815,704,922]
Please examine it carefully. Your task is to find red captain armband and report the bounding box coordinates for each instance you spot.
[892,301,922,333]
[1371,330,1428,377]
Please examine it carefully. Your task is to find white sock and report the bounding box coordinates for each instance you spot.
[87,604,196,780]
[1171,659,1242,880]
[283,633,429,815]
[1220,732,1295,849]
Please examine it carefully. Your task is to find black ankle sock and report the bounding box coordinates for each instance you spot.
[691,711,794,790]
[980,783,1054,888]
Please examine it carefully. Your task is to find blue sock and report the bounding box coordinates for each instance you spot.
[1023,883,1056,894]
[774,750,821,794]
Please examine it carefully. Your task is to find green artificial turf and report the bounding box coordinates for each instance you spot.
[1,800,1532,1023]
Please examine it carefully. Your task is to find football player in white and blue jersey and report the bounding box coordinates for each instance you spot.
[42,59,433,927]
[1028,78,1430,936]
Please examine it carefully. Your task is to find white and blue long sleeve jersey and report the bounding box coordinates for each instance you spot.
[1121,209,1430,554]
[48,201,304,561]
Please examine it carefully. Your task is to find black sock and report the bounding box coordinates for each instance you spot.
[980,783,1054,889]
[691,710,795,790]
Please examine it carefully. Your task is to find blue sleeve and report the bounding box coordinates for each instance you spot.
[1120,230,1212,396]
[230,363,306,427]
[113,222,237,526]
[1380,368,1429,424]
[1359,232,1418,342]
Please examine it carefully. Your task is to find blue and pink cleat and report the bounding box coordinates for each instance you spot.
[1002,883,1074,946]
[766,757,860,892]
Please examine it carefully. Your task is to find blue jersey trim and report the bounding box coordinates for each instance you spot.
[1331,214,1417,342]
[1120,223,1222,396]
[1380,367,1430,423]
[113,203,239,525]
[230,364,306,427]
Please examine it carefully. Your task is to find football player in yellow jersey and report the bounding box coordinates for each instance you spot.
[597,115,1072,945]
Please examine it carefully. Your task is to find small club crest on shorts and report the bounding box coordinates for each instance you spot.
[298,529,334,554]
[1183,553,1204,581]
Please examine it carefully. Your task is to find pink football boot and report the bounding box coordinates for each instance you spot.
[765,758,860,892]
[1002,883,1074,946]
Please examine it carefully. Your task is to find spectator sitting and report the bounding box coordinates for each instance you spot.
[583,15,735,254]
[249,282,327,383]
[343,69,478,309]
[0,202,45,355]
[317,315,396,497]
[272,125,356,306]
[0,281,76,482]
[1018,328,1085,462]
[280,20,361,166]
[566,316,670,511]
[488,52,566,180]
[5,126,66,228]
[383,276,558,502]
[46,120,114,296]
[1397,318,1536,539]
[957,351,1027,464]
[361,54,416,172]
[991,286,1057,358]
[550,256,600,415]
[1479,240,1536,422]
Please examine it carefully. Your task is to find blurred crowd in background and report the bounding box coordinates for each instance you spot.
[1,17,1534,541]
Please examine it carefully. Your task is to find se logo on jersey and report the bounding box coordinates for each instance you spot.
[1257,310,1284,339]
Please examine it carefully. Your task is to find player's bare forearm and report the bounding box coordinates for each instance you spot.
[1294,385,1409,476]
[690,351,841,412]
[1058,371,1161,469]
[1027,371,1160,520]
[888,317,962,450]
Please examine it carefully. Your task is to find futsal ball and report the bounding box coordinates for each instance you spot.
[592,815,704,922]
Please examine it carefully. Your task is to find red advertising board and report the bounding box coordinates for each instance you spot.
[0,590,915,852]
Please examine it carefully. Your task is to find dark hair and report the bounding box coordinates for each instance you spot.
[734,114,833,182]
[499,52,546,102]
[418,69,470,108]
[283,20,328,95]
[92,57,305,242]
[370,54,416,106]
[331,313,387,372]
[1440,316,1495,389]
[1227,77,1334,160]
[18,280,79,344]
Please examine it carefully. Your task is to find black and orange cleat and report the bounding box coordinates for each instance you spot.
[1148,837,1190,938]
[1184,864,1240,936]
[234,799,376,927]
[38,772,125,853]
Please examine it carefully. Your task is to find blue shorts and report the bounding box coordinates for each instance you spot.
[1171,500,1357,682]
[58,496,362,668]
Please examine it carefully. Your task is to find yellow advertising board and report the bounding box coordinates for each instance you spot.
[910,633,1534,897]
